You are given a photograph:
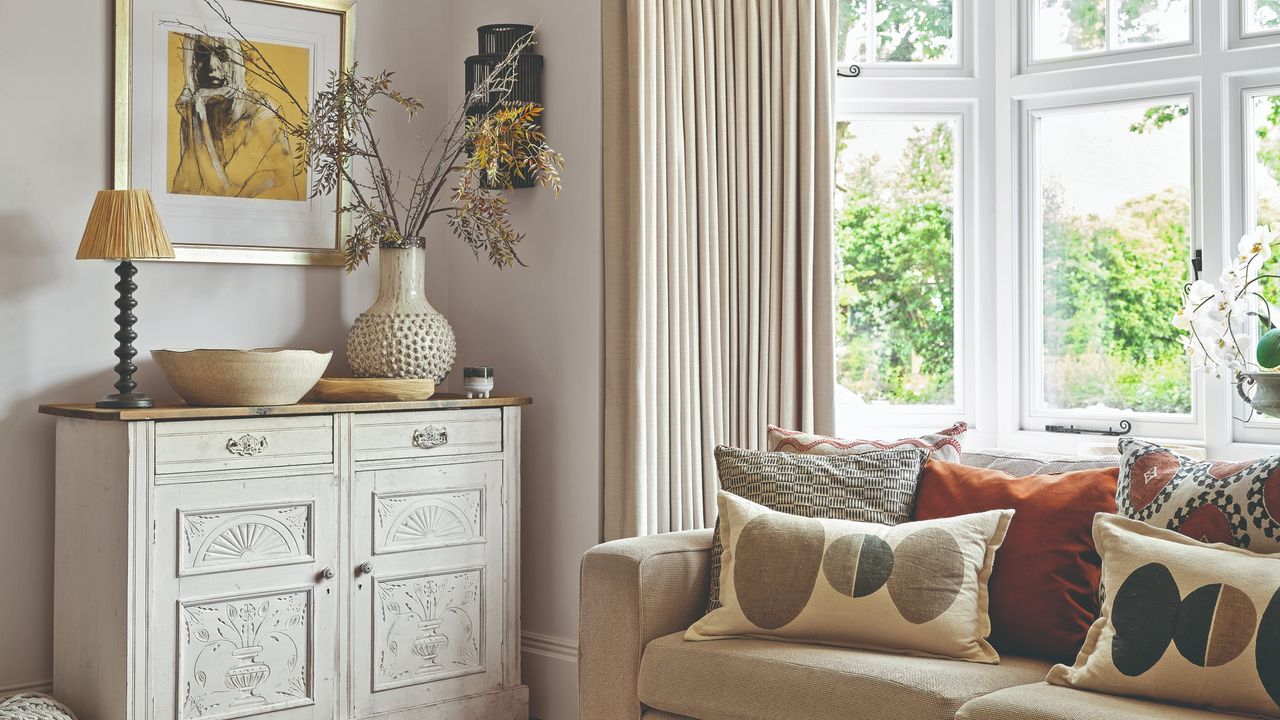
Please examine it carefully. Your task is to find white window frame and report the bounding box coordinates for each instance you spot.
[1021,0,1197,74]
[837,0,975,78]
[1017,87,1204,443]
[1002,1,1280,455]
[831,0,1280,454]
[830,0,989,439]
[1229,74,1280,445]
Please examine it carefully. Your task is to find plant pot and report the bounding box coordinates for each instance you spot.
[347,242,457,383]
[1237,372,1280,418]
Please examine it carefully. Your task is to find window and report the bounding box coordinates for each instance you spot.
[1030,0,1191,62]
[1239,88,1280,433]
[837,0,958,65]
[1027,98,1193,420]
[834,117,960,410]
[832,1,1280,450]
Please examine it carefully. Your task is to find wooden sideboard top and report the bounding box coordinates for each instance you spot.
[39,394,532,421]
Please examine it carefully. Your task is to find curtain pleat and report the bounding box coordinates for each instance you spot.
[602,0,836,540]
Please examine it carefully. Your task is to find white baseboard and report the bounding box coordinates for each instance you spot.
[0,679,54,698]
[521,632,579,720]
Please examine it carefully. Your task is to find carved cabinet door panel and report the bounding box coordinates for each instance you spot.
[151,470,340,720]
[350,459,505,717]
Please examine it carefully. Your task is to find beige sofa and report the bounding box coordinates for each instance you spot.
[578,450,1234,720]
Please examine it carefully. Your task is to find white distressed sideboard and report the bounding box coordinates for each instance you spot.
[39,396,530,720]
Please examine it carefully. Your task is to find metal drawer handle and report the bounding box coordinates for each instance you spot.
[412,426,449,450]
[226,434,269,457]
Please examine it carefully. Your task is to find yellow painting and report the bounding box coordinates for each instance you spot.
[166,32,310,201]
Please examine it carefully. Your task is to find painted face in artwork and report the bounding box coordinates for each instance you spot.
[193,38,232,90]
[169,32,305,201]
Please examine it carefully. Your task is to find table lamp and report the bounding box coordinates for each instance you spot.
[76,189,175,408]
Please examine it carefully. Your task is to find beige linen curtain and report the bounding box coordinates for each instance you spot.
[602,0,837,539]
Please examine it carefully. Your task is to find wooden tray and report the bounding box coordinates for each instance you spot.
[309,377,436,402]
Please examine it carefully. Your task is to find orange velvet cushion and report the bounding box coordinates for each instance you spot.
[912,460,1119,662]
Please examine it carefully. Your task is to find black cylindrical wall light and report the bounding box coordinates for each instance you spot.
[465,24,544,189]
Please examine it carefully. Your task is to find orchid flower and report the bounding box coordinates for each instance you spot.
[1171,225,1280,377]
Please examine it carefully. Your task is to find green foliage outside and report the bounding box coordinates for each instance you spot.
[834,2,1280,413]
[1255,0,1280,29]
[837,0,1188,62]
[834,122,956,404]
[837,0,953,63]
[833,117,1192,412]
[1038,184,1191,413]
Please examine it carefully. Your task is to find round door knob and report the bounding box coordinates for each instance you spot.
[321,567,336,581]
[359,561,374,575]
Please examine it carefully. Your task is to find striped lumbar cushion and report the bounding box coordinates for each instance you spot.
[767,422,968,463]
[707,445,928,611]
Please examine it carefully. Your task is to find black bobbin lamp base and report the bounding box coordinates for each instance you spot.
[97,260,154,409]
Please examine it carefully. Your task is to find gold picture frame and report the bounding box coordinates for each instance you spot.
[114,0,355,266]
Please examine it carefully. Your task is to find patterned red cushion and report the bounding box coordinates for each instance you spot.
[767,422,967,463]
[1118,437,1280,551]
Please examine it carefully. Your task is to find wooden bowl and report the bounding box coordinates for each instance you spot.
[310,377,436,402]
[152,348,332,407]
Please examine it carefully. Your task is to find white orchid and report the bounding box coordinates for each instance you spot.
[1172,305,1192,331]
[1172,225,1280,374]
[1221,266,1248,296]
[1239,226,1277,264]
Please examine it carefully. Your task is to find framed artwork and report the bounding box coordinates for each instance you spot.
[115,0,354,265]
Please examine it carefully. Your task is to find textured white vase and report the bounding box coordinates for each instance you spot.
[347,243,457,382]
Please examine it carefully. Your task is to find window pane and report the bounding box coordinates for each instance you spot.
[1247,93,1280,391]
[1116,0,1190,47]
[837,0,869,64]
[1035,100,1192,415]
[1249,93,1280,228]
[1247,0,1280,34]
[836,0,956,64]
[876,0,955,63]
[1034,0,1105,60]
[1032,0,1189,61]
[835,118,958,407]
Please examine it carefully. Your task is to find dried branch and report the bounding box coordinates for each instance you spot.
[189,1,562,272]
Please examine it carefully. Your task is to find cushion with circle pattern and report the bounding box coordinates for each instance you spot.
[1049,513,1280,718]
[687,490,1012,663]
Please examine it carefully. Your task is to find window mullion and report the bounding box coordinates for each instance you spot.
[866,0,876,63]
[1106,0,1117,52]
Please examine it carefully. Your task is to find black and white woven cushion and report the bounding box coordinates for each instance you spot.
[1117,437,1280,552]
[706,444,929,611]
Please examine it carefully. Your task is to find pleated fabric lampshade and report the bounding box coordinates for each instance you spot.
[76,189,175,260]
[77,188,173,409]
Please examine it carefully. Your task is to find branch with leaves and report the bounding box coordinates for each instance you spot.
[172,0,564,272]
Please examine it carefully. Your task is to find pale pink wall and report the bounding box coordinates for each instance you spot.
[0,0,452,691]
[442,3,604,718]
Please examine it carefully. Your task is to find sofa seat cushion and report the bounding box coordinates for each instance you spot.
[955,683,1234,720]
[638,632,1052,720]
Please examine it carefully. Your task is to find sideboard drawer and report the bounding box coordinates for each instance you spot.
[352,409,502,462]
[154,416,335,476]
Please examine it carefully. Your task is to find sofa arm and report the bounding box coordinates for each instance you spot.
[579,529,714,720]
